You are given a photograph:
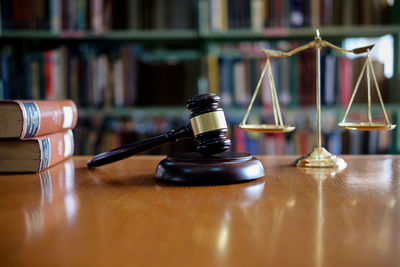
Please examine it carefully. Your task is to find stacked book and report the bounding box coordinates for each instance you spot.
[0,100,78,173]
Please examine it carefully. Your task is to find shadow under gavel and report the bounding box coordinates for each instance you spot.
[87,93,231,168]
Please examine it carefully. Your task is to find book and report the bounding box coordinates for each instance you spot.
[208,54,220,95]
[233,58,247,106]
[219,57,233,106]
[338,56,352,107]
[311,0,320,27]
[251,0,264,32]
[0,130,74,173]
[0,100,77,139]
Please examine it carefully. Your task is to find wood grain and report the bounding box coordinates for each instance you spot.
[0,155,399,267]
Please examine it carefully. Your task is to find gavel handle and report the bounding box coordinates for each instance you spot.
[87,125,193,167]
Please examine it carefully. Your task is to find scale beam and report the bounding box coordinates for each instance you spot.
[262,40,315,58]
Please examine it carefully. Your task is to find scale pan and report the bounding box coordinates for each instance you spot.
[338,122,396,131]
[239,124,296,133]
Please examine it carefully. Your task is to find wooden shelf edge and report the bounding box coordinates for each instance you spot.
[201,25,400,40]
[1,25,399,42]
[0,30,199,41]
[78,106,190,118]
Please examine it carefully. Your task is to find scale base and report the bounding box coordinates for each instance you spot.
[295,147,347,169]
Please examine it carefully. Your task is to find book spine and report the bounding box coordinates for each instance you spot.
[289,52,298,107]
[219,57,233,106]
[392,110,400,153]
[233,59,247,106]
[113,59,124,106]
[311,0,320,27]
[339,57,352,107]
[324,54,336,105]
[209,0,228,31]
[15,100,78,139]
[1,49,11,100]
[37,129,74,172]
[251,0,264,32]
[259,58,270,109]
[77,0,86,31]
[198,0,208,33]
[91,0,103,33]
[50,0,61,32]
[207,54,219,95]
[43,50,54,100]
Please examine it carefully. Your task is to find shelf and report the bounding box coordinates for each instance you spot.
[0,30,199,42]
[103,30,199,41]
[78,106,190,119]
[2,25,399,43]
[201,25,400,41]
[141,50,201,62]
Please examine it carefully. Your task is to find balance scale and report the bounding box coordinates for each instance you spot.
[239,29,396,168]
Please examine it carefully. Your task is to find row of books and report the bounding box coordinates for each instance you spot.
[73,109,397,156]
[0,45,199,107]
[230,107,396,155]
[3,0,400,33]
[231,125,393,156]
[0,100,78,173]
[1,0,198,33]
[208,42,388,108]
[74,115,193,155]
[208,0,400,32]
[235,112,395,155]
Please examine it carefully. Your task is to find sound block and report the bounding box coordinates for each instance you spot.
[155,152,265,185]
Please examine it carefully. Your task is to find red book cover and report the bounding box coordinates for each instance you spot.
[0,100,78,139]
[13,0,31,29]
[340,57,353,107]
[298,49,316,106]
[43,50,55,99]
[233,127,246,152]
[299,130,308,155]
[260,58,273,110]
[275,133,286,155]
[32,130,74,172]
[0,130,74,173]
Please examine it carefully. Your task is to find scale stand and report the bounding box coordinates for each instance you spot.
[240,29,396,168]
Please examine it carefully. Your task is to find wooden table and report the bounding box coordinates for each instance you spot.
[0,155,399,267]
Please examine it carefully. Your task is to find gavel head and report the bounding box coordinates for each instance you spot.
[186,93,231,155]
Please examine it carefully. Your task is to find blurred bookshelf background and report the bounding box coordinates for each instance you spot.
[0,0,399,155]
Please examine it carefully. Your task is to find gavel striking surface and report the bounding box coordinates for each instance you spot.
[155,152,265,184]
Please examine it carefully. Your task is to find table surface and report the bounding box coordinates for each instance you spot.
[0,155,399,267]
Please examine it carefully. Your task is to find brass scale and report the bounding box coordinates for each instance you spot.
[239,30,396,168]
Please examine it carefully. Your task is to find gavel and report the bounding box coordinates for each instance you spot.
[87,93,231,167]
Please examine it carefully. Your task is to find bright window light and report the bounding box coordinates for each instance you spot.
[343,34,394,78]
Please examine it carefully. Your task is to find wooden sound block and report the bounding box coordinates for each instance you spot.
[155,152,265,185]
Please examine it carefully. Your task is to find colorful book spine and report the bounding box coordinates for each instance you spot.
[339,56,352,107]
[208,54,220,95]
[1,100,78,139]
[35,130,74,172]
[0,130,75,173]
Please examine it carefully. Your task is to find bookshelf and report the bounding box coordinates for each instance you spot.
[201,25,400,39]
[0,30,199,41]
[1,0,400,156]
